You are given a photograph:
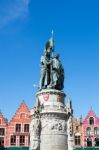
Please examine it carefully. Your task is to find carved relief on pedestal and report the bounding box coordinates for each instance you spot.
[50,121,67,132]
[30,113,41,150]
[32,118,41,139]
[41,117,67,133]
[32,139,40,150]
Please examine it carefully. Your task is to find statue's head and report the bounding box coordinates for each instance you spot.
[54,53,59,59]
[44,51,50,58]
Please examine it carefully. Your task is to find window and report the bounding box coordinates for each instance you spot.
[20,136,25,146]
[95,138,99,147]
[0,119,1,125]
[87,138,92,147]
[20,113,25,119]
[0,128,5,136]
[0,137,4,147]
[10,135,16,146]
[75,136,81,145]
[76,126,78,131]
[16,124,21,132]
[86,127,91,136]
[24,124,29,132]
[94,127,99,135]
[89,117,94,125]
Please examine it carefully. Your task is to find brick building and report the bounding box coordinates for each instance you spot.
[1,101,99,149]
[0,102,31,148]
[82,109,99,148]
[72,117,82,148]
[0,111,7,148]
[6,102,31,148]
[72,109,99,149]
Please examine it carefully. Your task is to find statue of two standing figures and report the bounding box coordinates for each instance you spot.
[39,36,64,90]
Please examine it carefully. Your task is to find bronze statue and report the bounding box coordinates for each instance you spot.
[39,35,64,91]
[51,54,64,90]
[39,52,51,89]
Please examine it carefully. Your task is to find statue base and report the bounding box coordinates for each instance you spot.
[30,89,69,150]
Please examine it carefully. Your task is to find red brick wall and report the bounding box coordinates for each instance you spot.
[6,102,31,147]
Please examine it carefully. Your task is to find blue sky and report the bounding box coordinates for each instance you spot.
[0,0,99,121]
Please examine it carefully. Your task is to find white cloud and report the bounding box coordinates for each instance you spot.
[0,0,30,28]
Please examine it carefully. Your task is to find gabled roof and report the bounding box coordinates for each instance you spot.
[9,101,31,125]
[0,111,8,125]
[82,108,99,124]
[16,101,30,113]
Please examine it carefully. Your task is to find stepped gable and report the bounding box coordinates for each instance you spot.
[8,101,31,125]
[82,108,98,124]
[0,111,7,126]
[6,101,31,147]
[82,108,99,148]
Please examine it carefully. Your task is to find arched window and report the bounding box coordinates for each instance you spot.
[94,127,99,135]
[87,138,92,147]
[86,127,91,136]
[95,138,99,147]
[89,117,94,125]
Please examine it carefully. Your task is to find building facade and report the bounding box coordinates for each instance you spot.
[0,101,99,149]
[72,109,99,149]
[72,118,82,148]
[82,109,99,148]
[0,102,31,148]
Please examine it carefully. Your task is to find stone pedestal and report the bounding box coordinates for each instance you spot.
[30,116,41,150]
[36,89,65,112]
[68,137,73,150]
[30,89,69,150]
[67,115,74,150]
[40,112,68,150]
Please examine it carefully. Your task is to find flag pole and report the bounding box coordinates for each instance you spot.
[51,29,54,57]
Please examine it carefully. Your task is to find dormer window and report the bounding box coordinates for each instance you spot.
[89,117,94,125]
